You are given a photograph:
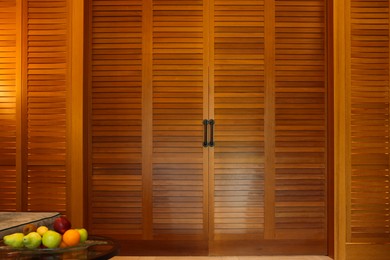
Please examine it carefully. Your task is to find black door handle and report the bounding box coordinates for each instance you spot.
[209,119,215,147]
[203,119,209,147]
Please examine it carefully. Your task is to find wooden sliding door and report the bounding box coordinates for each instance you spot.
[86,0,328,255]
[209,0,328,254]
[24,0,70,213]
[149,0,208,240]
[87,0,208,239]
[87,0,144,237]
[210,0,266,245]
[273,0,327,243]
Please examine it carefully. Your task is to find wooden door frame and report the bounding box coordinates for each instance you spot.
[327,0,335,258]
[69,0,85,228]
[333,0,346,258]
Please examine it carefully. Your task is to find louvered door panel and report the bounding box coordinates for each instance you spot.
[26,0,69,212]
[212,0,265,238]
[86,0,329,252]
[0,0,17,211]
[152,0,206,238]
[349,0,390,243]
[89,0,143,236]
[274,0,327,241]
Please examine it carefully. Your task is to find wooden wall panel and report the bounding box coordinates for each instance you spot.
[152,0,206,239]
[349,0,390,243]
[0,0,17,211]
[274,0,327,241]
[0,0,81,221]
[334,0,390,259]
[25,0,69,212]
[88,0,144,237]
[212,0,265,239]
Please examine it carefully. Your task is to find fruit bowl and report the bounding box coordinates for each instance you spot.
[0,237,116,259]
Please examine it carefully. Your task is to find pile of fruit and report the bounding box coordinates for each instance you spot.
[2,216,88,249]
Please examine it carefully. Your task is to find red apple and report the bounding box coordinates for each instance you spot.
[53,216,71,234]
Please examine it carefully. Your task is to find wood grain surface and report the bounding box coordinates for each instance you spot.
[85,0,329,255]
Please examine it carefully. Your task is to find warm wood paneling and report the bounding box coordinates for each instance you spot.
[349,0,390,243]
[87,0,208,239]
[86,0,329,255]
[212,0,265,239]
[152,0,207,239]
[87,0,144,236]
[0,0,82,222]
[209,0,327,253]
[0,0,17,211]
[88,0,142,235]
[274,0,327,241]
[25,0,69,213]
[334,0,390,259]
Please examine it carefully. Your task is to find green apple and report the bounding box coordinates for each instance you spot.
[23,232,42,249]
[42,230,62,248]
[76,228,88,243]
[3,233,24,248]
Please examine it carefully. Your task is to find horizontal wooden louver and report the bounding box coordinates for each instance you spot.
[0,0,17,211]
[152,0,206,238]
[213,0,265,238]
[349,0,390,242]
[274,0,327,241]
[89,0,143,237]
[26,0,68,212]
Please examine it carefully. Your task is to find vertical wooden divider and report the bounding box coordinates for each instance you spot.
[206,0,213,242]
[334,0,346,257]
[333,0,347,249]
[15,0,23,212]
[264,0,276,239]
[344,0,351,246]
[85,0,92,230]
[142,0,153,240]
[326,0,334,256]
[67,0,72,222]
[69,0,84,227]
[19,0,28,212]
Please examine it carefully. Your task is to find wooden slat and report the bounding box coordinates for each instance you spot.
[0,0,17,211]
[152,0,206,239]
[89,0,144,237]
[25,0,69,213]
[349,0,390,243]
[274,0,327,241]
[213,0,265,238]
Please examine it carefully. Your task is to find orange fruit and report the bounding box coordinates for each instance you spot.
[62,229,80,247]
[59,241,69,248]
